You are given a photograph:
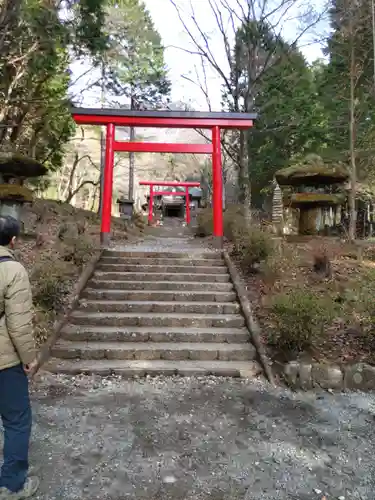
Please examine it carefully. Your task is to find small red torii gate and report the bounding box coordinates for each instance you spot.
[140,180,201,226]
[71,108,256,247]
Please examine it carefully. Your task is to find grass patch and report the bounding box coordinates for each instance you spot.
[196,205,274,272]
[31,258,73,313]
[269,288,336,353]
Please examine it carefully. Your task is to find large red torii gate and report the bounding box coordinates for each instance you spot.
[71,108,256,246]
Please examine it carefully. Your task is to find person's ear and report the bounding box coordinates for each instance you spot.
[9,236,16,248]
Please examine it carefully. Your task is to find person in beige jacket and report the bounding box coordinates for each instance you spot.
[0,216,39,499]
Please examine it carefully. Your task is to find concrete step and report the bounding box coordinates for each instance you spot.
[100,256,225,267]
[69,312,245,328]
[96,264,228,274]
[51,341,256,361]
[79,300,240,315]
[82,289,237,302]
[60,325,249,343]
[93,272,230,283]
[102,250,221,260]
[88,280,234,292]
[45,359,262,378]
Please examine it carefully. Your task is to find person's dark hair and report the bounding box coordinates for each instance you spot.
[0,216,20,246]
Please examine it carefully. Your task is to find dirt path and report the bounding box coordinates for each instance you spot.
[4,373,373,500]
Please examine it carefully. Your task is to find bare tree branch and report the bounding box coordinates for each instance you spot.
[65,178,100,203]
[170,0,328,211]
[170,0,233,94]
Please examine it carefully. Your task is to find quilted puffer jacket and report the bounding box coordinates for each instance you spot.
[0,246,35,370]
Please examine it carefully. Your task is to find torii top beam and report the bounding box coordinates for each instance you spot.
[139,181,201,187]
[71,108,256,130]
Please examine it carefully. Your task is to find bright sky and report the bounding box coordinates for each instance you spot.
[70,0,328,110]
[143,0,327,110]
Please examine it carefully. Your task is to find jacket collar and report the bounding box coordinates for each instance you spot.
[0,246,15,259]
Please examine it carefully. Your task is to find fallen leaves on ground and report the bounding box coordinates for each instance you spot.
[228,235,375,366]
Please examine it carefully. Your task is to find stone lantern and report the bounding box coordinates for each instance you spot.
[117,198,134,220]
[0,153,47,221]
[275,155,349,235]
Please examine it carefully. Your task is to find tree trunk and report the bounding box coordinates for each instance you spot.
[348,32,357,242]
[238,130,251,223]
[129,126,135,201]
[128,90,136,202]
[98,59,106,215]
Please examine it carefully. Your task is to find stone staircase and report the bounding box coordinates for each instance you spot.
[47,249,262,377]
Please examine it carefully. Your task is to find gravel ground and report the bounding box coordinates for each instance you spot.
[1,373,374,500]
[2,223,372,499]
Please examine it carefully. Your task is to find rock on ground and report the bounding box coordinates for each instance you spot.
[1,373,374,500]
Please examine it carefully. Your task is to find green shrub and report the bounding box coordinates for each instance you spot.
[324,269,375,353]
[196,208,213,237]
[269,289,336,352]
[223,205,244,240]
[32,259,72,312]
[71,238,96,267]
[232,226,274,270]
[196,205,245,239]
[196,205,273,271]
[224,206,274,268]
[59,237,96,268]
[346,269,375,340]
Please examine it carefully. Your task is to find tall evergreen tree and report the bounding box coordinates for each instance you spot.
[320,0,375,238]
[247,44,327,206]
[103,0,170,108]
[0,0,108,169]
[103,0,171,199]
[224,21,325,207]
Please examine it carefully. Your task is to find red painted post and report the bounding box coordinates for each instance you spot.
[185,187,190,225]
[148,186,154,225]
[101,123,115,246]
[212,126,223,243]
